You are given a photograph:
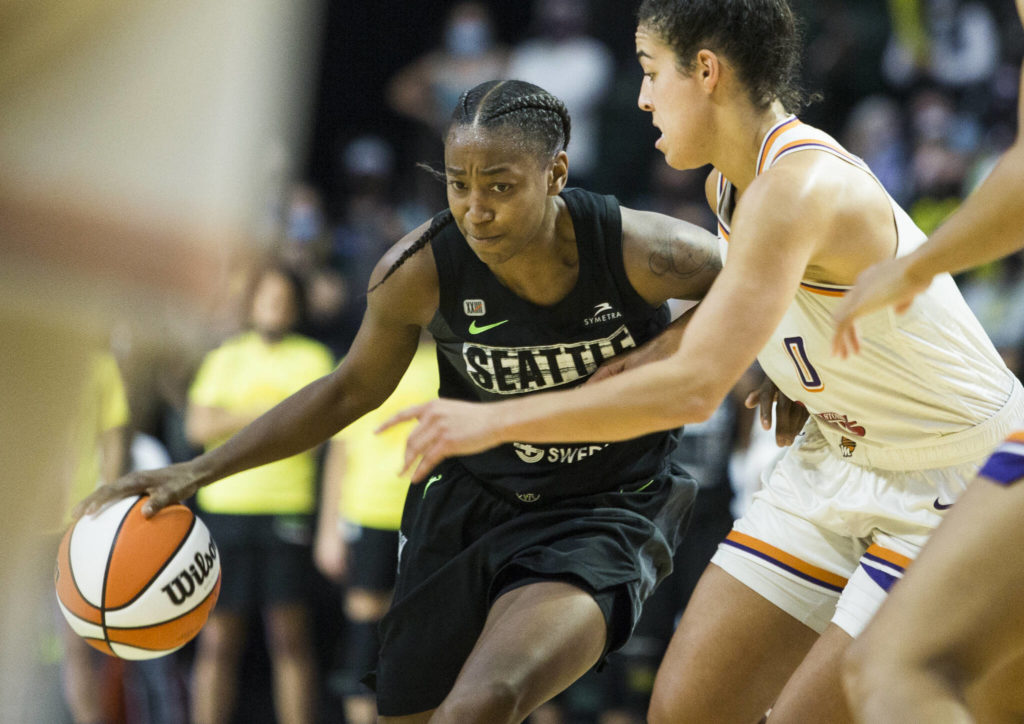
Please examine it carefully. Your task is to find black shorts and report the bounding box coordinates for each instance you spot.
[371,459,697,716]
[199,512,314,613]
[343,523,399,592]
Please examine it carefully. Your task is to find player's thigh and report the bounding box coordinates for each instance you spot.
[442,581,607,713]
[768,623,854,724]
[648,563,820,724]
[858,480,1024,680]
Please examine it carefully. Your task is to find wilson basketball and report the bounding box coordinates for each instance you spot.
[55,495,221,659]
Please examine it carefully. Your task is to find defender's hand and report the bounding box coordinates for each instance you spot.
[377,399,502,482]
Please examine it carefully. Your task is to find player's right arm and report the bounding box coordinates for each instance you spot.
[75,221,440,518]
[833,54,1024,356]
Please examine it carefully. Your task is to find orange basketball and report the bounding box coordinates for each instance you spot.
[55,495,221,659]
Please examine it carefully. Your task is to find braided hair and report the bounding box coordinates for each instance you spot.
[368,80,571,292]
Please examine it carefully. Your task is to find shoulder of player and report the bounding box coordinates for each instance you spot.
[366,219,441,327]
[742,153,863,233]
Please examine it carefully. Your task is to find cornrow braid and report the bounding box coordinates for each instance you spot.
[367,209,453,294]
[452,80,572,159]
[481,92,571,154]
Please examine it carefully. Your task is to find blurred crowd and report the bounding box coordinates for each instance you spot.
[46,1,1024,723]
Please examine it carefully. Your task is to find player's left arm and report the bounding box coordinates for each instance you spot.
[385,164,832,480]
[619,207,722,305]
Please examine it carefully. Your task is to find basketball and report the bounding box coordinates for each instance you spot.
[55,495,221,660]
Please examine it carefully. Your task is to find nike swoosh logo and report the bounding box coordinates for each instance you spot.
[468,319,509,334]
[933,498,954,510]
[423,474,443,498]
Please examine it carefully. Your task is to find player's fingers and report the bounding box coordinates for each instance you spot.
[744,390,759,409]
[758,383,776,429]
[376,403,427,434]
[410,441,447,483]
[141,484,186,518]
[589,359,625,384]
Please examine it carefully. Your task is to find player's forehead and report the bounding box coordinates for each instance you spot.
[444,124,543,173]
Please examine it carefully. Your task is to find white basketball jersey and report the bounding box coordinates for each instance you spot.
[715,116,1021,470]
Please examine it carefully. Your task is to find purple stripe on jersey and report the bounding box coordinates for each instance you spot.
[722,538,845,593]
[861,562,900,592]
[979,450,1024,486]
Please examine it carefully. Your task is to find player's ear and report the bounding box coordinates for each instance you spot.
[548,151,569,195]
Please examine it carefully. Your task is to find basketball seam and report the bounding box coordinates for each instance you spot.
[106,514,198,611]
[100,496,146,647]
[64,529,101,619]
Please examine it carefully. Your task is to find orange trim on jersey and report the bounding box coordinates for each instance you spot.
[773,139,863,168]
[799,283,847,297]
[1005,431,1024,445]
[725,531,849,590]
[865,544,912,571]
[757,117,801,175]
[718,221,730,241]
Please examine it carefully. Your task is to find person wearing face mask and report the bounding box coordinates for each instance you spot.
[387,2,508,209]
[506,0,614,189]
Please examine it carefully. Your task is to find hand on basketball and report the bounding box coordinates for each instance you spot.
[73,462,204,520]
[832,257,929,358]
[377,399,502,482]
[745,377,808,447]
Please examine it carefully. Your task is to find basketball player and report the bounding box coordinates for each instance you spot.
[834,1,1024,719]
[76,80,723,723]
[378,2,1024,721]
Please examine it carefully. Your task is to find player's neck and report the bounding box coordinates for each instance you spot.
[713,100,791,193]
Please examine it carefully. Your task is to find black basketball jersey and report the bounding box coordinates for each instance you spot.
[427,187,682,501]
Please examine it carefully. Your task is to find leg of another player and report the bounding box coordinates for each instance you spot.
[343,588,392,724]
[264,602,316,724]
[429,580,608,724]
[765,623,854,722]
[191,611,247,724]
[61,626,104,724]
[647,564,820,724]
[843,480,1024,724]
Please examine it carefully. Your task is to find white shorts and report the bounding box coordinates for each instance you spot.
[711,422,984,636]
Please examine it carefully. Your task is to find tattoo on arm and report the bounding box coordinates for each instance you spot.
[648,237,717,280]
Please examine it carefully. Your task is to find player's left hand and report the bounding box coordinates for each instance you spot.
[745,377,808,447]
[832,256,929,358]
[377,399,502,482]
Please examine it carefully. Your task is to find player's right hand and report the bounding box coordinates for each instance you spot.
[72,462,203,520]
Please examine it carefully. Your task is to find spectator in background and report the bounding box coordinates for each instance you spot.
[506,0,614,189]
[185,263,338,724]
[59,349,130,724]
[841,95,911,205]
[883,0,1000,92]
[387,2,508,208]
[314,338,438,724]
[322,135,412,355]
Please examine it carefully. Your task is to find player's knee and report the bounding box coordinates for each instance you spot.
[437,679,523,724]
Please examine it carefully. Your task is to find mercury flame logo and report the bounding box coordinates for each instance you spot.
[162,540,219,605]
